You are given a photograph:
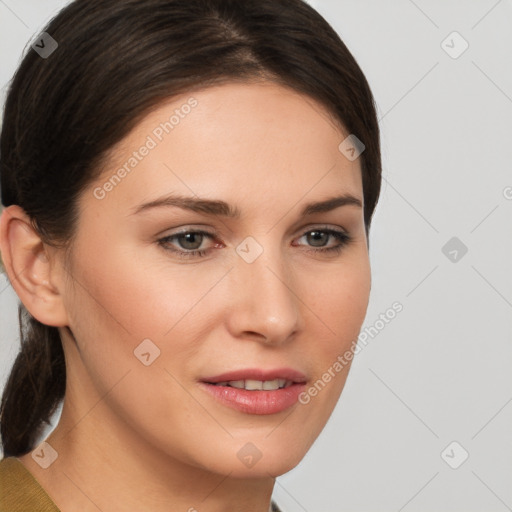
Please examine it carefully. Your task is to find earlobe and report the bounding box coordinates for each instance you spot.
[0,205,69,327]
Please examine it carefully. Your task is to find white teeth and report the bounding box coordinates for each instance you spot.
[262,379,280,390]
[245,379,263,390]
[213,379,291,390]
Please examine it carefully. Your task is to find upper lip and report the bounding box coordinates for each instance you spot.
[201,368,307,384]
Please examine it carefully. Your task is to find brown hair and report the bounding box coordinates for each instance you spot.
[0,0,381,457]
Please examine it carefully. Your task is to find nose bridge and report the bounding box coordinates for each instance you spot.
[229,235,302,342]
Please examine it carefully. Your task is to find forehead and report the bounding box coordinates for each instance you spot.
[86,81,363,216]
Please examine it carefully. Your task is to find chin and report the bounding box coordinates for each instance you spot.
[219,451,306,480]
[208,433,314,478]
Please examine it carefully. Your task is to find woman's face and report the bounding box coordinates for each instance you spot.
[57,81,371,477]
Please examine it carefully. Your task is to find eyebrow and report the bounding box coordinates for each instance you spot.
[131,193,362,218]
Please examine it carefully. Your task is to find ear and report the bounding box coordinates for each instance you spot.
[0,205,69,327]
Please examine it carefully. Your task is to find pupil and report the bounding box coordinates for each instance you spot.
[180,233,202,250]
[308,231,327,247]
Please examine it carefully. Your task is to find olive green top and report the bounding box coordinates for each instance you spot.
[0,456,283,511]
[0,457,60,511]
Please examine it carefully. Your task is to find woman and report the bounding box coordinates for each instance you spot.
[0,0,381,510]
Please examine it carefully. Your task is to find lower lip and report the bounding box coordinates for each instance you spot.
[200,382,307,415]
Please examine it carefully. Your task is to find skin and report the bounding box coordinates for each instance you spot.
[0,81,371,512]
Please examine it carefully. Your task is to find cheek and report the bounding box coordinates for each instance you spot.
[69,237,219,339]
[298,254,370,408]
[63,240,229,398]
[307,254,371,349]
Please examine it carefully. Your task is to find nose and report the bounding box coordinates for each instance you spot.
[225,240,303,346]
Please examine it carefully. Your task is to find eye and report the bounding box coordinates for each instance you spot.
[294,228,352,255]
[157,226,352,259]
[157,229,217,259]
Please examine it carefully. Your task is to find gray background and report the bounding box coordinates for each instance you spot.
[1,1,511,511]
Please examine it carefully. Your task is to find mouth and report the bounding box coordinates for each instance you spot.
[208,378,293,391]
[199,368,307,415]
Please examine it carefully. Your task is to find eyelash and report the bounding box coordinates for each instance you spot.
[157,227,352,259]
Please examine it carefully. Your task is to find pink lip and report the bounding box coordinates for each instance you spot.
[199,368,307,415]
